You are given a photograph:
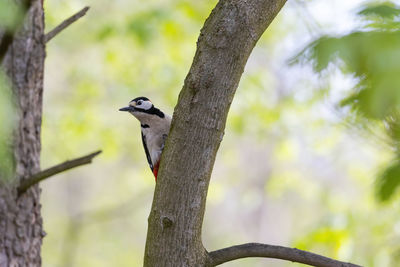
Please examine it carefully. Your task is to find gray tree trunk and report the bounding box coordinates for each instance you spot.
[0,1,45,266]
[144,0,287,266]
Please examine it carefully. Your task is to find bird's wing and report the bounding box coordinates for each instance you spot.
[161,134,168,150]
[141,132,154,171]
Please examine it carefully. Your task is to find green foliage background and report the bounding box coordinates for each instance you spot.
[293,1,400,203]
[9,0,396,266]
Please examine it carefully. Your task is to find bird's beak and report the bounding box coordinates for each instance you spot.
[119,106,135,112]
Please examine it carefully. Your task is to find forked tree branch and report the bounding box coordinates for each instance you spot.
[144,0,363,266]
[45,6,90,43]
[18,150,101,196]
[208,243,362,267]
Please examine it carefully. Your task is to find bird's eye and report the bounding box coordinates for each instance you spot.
[137,100,143,105]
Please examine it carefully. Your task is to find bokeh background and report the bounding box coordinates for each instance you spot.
[34,0,400,266]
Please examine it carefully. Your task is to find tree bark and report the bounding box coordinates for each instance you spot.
[0,0,45,266]
[144,0,287,266]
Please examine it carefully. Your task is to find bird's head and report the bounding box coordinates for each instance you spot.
[119,97,165,123]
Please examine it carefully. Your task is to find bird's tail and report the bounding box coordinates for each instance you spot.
[153,161,160,182]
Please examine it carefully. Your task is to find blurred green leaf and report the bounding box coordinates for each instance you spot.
[96,25,115,41]
[385,111,400,149]
[294,227,349,256]
[365,21,400,30]
[376,160,400,201]
[294,30,400,119]
[293,1,400,202]
[0,71,15,181]
[0,1,24,30]
[127,9,168,45]
[358,2,400,19]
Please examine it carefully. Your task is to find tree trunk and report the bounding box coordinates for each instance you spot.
[0,1,45,266]
[144,0,286,266]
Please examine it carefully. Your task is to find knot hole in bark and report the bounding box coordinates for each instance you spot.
[161,215,174,230]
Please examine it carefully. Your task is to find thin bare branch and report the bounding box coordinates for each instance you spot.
[17,150,102,196]
[208,243,362,267]
[45,6,90,43]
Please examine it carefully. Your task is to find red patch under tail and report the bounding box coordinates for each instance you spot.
[153,161,160,182]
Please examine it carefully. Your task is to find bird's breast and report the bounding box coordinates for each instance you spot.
[142,128,165,165]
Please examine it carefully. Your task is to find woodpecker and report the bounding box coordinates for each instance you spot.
[119,97,171,181]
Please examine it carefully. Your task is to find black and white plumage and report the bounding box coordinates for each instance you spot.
[119,97,171,180]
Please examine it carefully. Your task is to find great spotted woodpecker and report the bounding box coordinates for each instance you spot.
[119,97,171,181]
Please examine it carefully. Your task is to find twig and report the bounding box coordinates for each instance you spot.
[17,150,102,196]
[45,6,90,43]
[0,0,32,62]
[208,243,362,267]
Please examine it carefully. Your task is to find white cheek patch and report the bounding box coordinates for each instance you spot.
[140,100,153,110]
